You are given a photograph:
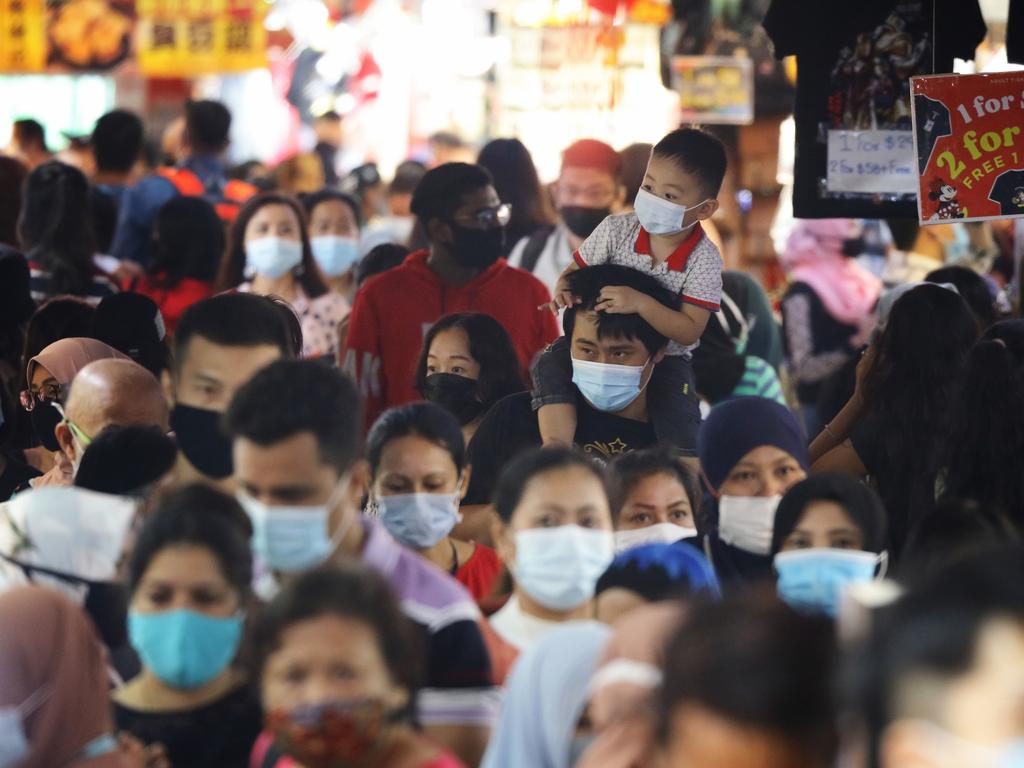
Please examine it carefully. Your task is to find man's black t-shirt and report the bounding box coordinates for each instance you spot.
[464,391,658,506]
[762,0,986,218]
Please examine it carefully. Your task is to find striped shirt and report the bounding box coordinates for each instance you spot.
[29,261,118,306]
[360,518,499,727]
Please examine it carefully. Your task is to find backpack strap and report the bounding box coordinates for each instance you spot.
[519,225,556,273]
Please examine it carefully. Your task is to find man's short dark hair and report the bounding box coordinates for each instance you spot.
[92,110,144,173]
[849,547,1024,767]
[184,100,232,154]
[13,119,46,151]
[563,265,680,355]
[224,360,363,474]
[561,139,622,182]
[410,162,493,227]
[653,128,727,198]
[391,160,427,196]
[173,293,295,374]
[659,592,837,762]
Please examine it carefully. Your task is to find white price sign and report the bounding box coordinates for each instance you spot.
[826,129,917,195]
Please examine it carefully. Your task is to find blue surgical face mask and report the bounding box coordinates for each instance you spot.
[237,480,353,573]
[514,525,614,612]
[128,609,244,689]
[245,236,304,280]
[774,548,885,617]
[633,188,710,236]
[571,357,651,413]
[377,491,462,549]
[311,235,360,277]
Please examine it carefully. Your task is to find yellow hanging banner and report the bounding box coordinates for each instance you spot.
[0,0,47,72]
[136,0,265,77]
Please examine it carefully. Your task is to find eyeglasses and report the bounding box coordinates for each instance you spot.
[19,383,68,412]
[455,203,512,229]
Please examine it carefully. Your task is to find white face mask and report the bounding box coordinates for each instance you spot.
[0,688,48,768]
[633,187,709,236]
[514,525,614,612]
[717,495,782,555]
[245,236,304,280]
[613,522,696,554]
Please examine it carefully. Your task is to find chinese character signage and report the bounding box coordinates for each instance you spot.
[912,71,1024,224]
[0,0,263,73]
[136,0,264,76]
[670,55,754,126]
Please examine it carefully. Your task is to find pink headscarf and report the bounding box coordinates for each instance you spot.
[26,337,129,386]
[780,219,882,327]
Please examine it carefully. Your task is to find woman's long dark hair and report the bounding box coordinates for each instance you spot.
[477,138,556,252]
[941,321,1024,528]
[414,312,526,408]
[17,162,98,297]
[218,193,327,298]
[860,284,978,551]
[148,196,225,289]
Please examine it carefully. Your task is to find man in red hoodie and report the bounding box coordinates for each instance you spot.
[343,162,559,427]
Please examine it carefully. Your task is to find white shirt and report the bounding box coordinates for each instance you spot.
[508,225,575,298]
[489,594,562,652]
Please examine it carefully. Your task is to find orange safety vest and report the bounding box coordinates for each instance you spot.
[157,167,257,223]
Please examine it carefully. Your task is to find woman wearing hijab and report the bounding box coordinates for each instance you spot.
[19,337,129,488]
[770,473,889,618]
[0,585,132,767]
[481,622,611,768]
[780,219,881,435]
[697,397,810,586]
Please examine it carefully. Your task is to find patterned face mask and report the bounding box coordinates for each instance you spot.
[266,698,399,768]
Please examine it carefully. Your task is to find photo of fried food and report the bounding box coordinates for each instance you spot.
[49,0,132,69]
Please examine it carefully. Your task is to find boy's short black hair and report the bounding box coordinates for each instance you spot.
[410,163,493,227]
[184,100,232,154]
[13,119,46,151]
[652,128,727,198]
[223,360,364,474]
[563,265,680,355]
[92,110,144,173]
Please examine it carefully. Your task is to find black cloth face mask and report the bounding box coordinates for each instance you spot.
[170,403,233,479]
[421,373,486,426]
[448,222,506,270]
[31,400,63,452]
[560,206,610,239]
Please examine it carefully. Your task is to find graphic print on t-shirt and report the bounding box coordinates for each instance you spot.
[828,8,929,132]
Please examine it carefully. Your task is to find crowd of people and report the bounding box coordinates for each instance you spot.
[0,97,1022,768]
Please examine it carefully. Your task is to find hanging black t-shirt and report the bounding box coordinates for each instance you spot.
[464,391,658,506]
[1009,0,1024,65]
[988,170,1024,216]
[913,94,952,174]
[762,0,986,218]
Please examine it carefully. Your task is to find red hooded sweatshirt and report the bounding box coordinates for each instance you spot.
[342,249,559,428]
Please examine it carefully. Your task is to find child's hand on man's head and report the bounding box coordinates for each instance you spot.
[539,288,581,314]
[596,285,647,315]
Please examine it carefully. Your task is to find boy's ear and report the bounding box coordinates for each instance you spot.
[697,199,720,221]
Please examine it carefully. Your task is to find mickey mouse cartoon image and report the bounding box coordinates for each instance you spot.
[928,177,965,220]
[1013,187,1024,210]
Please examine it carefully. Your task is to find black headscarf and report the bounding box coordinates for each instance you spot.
[770,472,889,556]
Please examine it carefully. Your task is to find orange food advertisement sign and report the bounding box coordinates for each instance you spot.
[912,71,1024,224]
[0,0,263,73]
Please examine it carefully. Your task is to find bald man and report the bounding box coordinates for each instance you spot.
[42,358,169,487]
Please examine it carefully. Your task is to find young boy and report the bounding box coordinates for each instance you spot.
[534,127,727,455]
